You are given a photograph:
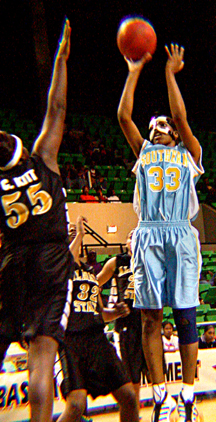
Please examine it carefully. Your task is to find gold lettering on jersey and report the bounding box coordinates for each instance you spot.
[13,169,38,188]
[86,301,97,312]
[74,300,97,313]
[146,152,151,164]
[164,149,171,162]
[151,150,157,163]
[118,266,132,277]
[124,279,135,300]
[1,179,15,191]
[157,150,163,162]
[141,150,188,168]
[73,270,97,283]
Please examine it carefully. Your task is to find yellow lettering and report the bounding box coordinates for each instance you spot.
[170,150,177,163]
[157,150,163,162]
[146,152,151,164]
[1,179,15,191]
[151,150,157,163]
[176,151,182,165]
[141,155,146,167]
[164,150,171,162]
[182,153,188,167]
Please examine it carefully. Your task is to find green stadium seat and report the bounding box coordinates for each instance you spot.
[107,168,117,179]
[125,178,136,191]
[196,315,205,323]
[201,251,213,258]
[199,284,211,295]
[196,304,211,316]
[119,168,128,179]
[163,306,173,319]
[202,286,216,306]
[114,180,124,191]
[205,309,216,322]
[66,192,78,202]
[120,192,131,202]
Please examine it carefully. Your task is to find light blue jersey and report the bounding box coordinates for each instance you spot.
[131,140,204,309]
[133,140,204,222]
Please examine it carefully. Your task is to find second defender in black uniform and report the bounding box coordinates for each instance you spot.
[0,20,72,422]
[56,217,139,422]
[97,231,148,415]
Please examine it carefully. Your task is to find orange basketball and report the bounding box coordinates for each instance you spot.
[117,16,157,61]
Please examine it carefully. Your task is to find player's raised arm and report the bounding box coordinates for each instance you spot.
[32,18,71,173]
[165,43,201,164]
[96,256,117,287]
[117,54,152,158]
[69,216,87,262]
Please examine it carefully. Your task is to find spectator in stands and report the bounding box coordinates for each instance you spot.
[162,321,179,352]
[210,272,216,286]
[95,186,108,203]
[87,249,102,275]
[87,160,98,188]
[200,177,216,204]
[80,186,98,203]
[74,166,88,189]
[61,161,78,189]
[107,187,121,203]
[199,271,211,285]
[198,325,216,349]
[95,173,108,191]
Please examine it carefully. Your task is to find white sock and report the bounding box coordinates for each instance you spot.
[153,383,166,403]
[181,383,194,402]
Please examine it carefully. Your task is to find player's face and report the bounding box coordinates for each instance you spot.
[204,328,215,343]
[126,230,134,255]
[163,323,173,339]
[149,116,176,147]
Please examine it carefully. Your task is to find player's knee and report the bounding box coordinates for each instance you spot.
[29,382,47,408]
[116,383,137,410]
[141,309,163,333]
[65,393,86,418]
[173,307,198,345]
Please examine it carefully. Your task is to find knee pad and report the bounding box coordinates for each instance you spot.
[173,307,198,345]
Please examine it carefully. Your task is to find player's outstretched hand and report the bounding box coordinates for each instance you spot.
[58,18,71,60]
[124,52,152,73]
[165,43,184,74]
[114,302,130,318]
[76,216,87,237]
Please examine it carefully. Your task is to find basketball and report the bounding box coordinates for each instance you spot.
[117,16,157,61]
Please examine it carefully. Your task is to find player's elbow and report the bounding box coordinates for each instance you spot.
[117,110,131,126]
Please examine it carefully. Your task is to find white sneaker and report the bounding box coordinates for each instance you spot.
[151,392,176,422]
[177,392,199,421]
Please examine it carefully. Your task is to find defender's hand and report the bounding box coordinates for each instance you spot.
[165,43,184,74]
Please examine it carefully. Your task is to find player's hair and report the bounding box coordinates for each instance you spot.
[0,132,16,167]
[204,324,215,333]
[162,320,174,330]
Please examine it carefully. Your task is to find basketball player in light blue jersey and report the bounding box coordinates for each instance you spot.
[118,44,204,422]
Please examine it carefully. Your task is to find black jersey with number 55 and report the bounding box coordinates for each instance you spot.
[0,155,69,244]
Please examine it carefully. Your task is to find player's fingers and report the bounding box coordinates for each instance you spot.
[144,52,152,63]
[179,46,185,58]
[165,45,172,58]
[170,43,175,55]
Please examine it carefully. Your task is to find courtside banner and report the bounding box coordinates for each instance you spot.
[0,344,216,420]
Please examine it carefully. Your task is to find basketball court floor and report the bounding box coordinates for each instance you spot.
[91,396,216,421]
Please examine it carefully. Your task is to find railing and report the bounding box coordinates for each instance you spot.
[81,221,125,257]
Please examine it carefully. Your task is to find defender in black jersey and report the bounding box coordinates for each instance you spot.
[97,231,149,416]
[56,217,139,422]
[0,19,72,422]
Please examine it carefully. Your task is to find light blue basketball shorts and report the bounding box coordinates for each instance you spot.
[131,220,201,309]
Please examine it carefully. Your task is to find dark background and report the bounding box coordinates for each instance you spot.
[0,0,215,132]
